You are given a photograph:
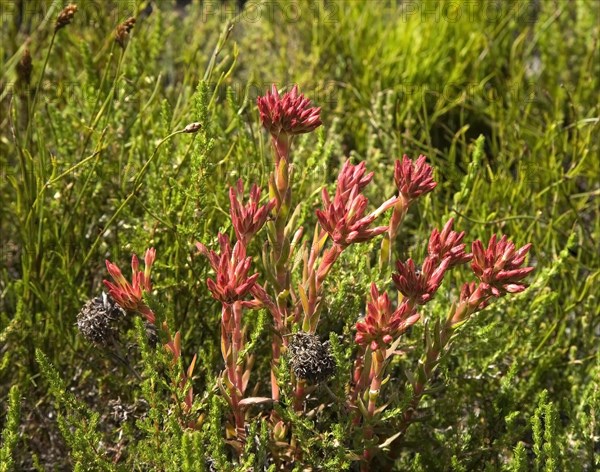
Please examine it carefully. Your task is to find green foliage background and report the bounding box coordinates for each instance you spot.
[0,0,598,470]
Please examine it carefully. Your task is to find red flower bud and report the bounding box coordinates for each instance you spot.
[394,154,437,203]
[316,161,390,247]
[355,283,420,350]
[257,84,322,137]
[471,235,534,297]
[103,248,156,323]
[197,234,260,305]
[229,179,275,247]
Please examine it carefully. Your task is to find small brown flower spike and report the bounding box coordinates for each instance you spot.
[55,4,78,32]
[288,333,335,383]
[183,122,202,133]
[115,17,136,48]
[16,49,32,88]
[77,293,125,347]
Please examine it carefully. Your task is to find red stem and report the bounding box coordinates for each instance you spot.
[294,378,306,412]
[269,155,291,399]
[232,302,244,392]
[362,348,385,466]
[272,133,292,164]
[271,341,280,400]
[222,302,247,441]
[316,243,343,285]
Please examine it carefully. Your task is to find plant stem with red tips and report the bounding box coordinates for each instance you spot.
[389,234,534,457]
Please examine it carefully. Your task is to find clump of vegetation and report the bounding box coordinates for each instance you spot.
[1,1,598,471]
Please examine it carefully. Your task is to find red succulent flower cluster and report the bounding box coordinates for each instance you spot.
[355,284,420,351]
[229,179,275,247]
[335,160,373,193]
[196,234,261,306]
[257,84,322,163]
[471,235,534,297]
[104,248,156,323]
[451,235,534,325]
[393,257,450,305]
[316,161,395,247]
[257,84,322,138]
[428,218,473,268]
[394,154,437,203]
[458,282,489,312]
[383,155,438,269]
[393,220,472,305]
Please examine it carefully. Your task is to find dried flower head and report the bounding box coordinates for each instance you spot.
[77,292,125,347]
[115,16,136,48]
[16,48,32,89]
[144,321,158,349]
[288,333,336,383]
[205,458,218,472]
[55,4,78,32]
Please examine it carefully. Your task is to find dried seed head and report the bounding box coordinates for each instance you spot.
[16,48,32,88]
[77,293,125,347]
[115,17,136,48]
[288,333,336,383]
[55,4,78,32]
